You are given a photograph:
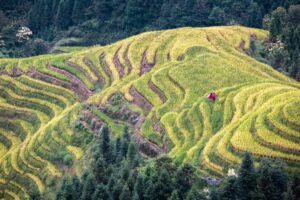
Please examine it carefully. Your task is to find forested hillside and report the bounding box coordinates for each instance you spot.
[1,0,300,58]
[0,26,299,199]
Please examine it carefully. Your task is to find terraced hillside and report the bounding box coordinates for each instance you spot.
[0,26,300,199]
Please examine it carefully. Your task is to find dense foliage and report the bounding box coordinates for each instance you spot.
[267,5,300,80]
[53,125,300,200]
[1,0,300,57]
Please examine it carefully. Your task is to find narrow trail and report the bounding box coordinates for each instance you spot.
[129,85,153,115]
[140,49,158,76]
[100,53,113,84]
[133,116,165,157]
[113,47,125,79]
[148,80,167,103]
[83,57,105,88]
[46,64,93,101]
[124,44,133,74]
[64,60,96,84]
[26,66,72,92]
[151,115,168,152]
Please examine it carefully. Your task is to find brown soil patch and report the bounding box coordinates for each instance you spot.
[140,49,158,76]
[129,85,153,115]
[46,64,93,101]
[151,115,168,152]
[124,44,133,74]
[65,60,96,84]
[133,116,164,157]
[100,53,113,84]
[26,66,72,89]
[148,80,167,103]
[113,47,125,79]
[83,57,105,88]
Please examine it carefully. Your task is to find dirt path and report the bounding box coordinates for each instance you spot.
[133,116,165,157]
[100,53,113,85]
[140,49,158,76]
[64,60,96,84]
[83,57,105,88]
[151,115,168,152]
[124,44,133,74]
[129,85,153,115]
[46,64,93,101]
[148,80,167,103]
[113,47,125,79]
[26,66,72,90]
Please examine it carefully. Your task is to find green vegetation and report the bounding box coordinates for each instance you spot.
[0,26,299,199]
[1,0,299,57]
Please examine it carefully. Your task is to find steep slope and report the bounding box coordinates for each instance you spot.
[0,26,299,199]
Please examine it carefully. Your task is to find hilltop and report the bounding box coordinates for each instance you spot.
[0,26,299,199]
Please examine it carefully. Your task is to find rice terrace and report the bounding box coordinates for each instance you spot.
[0,25,300,199]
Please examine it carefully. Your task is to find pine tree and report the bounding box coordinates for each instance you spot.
[99,125,111,163]
[270,7,287,39]
[72,0,87,23]
[93,0,113,21]
[125,0,145,31]
[208,6,226,25]
[186,186,206,200]
[63,178,74,200]
[284,185,295,200]
[237,152,257,200]
[168,190,180,200]
[120,184,131,200]
[127,142,137,164]
[209,188,220,200]
[134,174,145,198]
[178,0,197,26]
[256,159,277,200]
[132,191,140,200]
[220,176,238,200]
[81,174,96,200]
[55,0,74,29]
[93,156,107,183]
[71,176,82,199]
[121,138,129,158]
[92,184,110,200]
[291,174,300,200]
[156,169,173,199]
[112,180,123,200]
[174,164,194,199]
[247,2,263,28]
[144,180,156,200]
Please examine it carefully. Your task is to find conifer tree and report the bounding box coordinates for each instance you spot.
[81,174,96,200]
[237,152,256,200]
[92,184,110,200]
[99,125,111,163]
[220,176,238,200]
[134,174,145,198]
[186,186,206,200]
[168,190,180,200]
[209,188,220,200]
[71,176,82,200]
[72,0,86,22]
[127,142,137,164]
[55,0,74,29]
[120,184,131,200]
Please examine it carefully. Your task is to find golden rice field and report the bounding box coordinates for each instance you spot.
[0,26,299,199]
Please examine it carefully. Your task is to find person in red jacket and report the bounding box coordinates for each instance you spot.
[207,92,217,101]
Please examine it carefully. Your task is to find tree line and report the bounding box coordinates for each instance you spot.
[1,0,300,57]
[43,124,300,200]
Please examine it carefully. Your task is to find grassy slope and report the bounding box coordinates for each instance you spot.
[0,26,300,198]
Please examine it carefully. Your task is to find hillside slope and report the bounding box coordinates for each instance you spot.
[0,26,299,199]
